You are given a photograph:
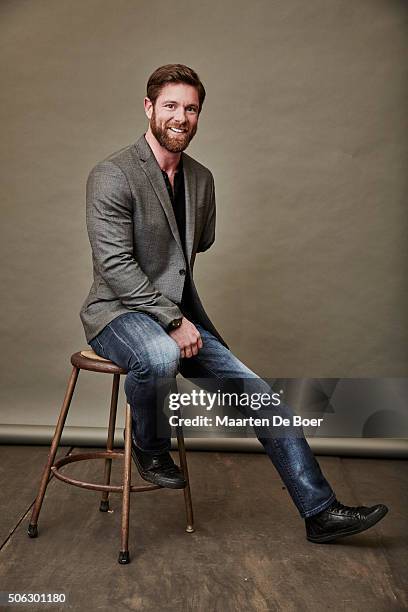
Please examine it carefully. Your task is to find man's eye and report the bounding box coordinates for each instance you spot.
[165,104,175,109]
[187,107,198,113]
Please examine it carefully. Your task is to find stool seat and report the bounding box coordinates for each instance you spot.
[80,349,110,361]
[71,349,128,375]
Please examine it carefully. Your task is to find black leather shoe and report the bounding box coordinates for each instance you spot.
[125,430,186,489]
[305,499,388,543]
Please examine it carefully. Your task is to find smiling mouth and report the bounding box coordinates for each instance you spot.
[168,127,187,134]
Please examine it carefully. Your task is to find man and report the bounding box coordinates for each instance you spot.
[80,64,388,543]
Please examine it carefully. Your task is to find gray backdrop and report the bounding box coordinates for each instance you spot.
[0,0,407,447]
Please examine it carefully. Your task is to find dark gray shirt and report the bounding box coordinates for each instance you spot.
[161,159,195,321]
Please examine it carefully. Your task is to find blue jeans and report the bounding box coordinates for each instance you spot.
[90,311,336,518]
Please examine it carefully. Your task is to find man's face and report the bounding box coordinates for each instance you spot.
[145,83,200,153]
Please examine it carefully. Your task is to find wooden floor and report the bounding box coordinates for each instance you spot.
[0,446,406,612]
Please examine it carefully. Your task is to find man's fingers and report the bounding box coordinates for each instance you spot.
[178,333,202,359]
[187,338,202,358]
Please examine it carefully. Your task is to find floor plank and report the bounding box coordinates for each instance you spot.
[0,449,406,611]
[340,457,408,607]
[0,445,70,545]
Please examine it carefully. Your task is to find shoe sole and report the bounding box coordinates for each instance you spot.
[307,505,388,543]
[131,447,186,490]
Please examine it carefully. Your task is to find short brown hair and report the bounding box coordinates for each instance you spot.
[146,64,206,112]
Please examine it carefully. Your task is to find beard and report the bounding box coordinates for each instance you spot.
[150,108,197,153]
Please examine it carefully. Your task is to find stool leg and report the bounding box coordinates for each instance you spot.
[100,373,120,512]
[28,366,80,538]
[176,424,194,533]
[118,402,132,564]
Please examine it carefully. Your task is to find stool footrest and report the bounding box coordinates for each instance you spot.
[51,452,161,493]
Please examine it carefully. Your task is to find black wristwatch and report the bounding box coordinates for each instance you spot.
[167,317,183,332]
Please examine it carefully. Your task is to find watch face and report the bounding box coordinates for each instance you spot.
[170,318,182,330]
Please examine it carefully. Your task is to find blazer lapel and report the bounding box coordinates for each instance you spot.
[134,135,183,254]
[182,154,197,267]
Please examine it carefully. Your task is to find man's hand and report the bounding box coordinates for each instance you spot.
[169,317,203,358]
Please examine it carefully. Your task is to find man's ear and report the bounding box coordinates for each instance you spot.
[144,97,153,120]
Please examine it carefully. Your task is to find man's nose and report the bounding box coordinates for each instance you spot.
[174,106,187,123]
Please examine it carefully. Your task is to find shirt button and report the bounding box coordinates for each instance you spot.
[179,269,186,276]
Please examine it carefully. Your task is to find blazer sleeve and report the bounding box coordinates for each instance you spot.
[197,174,216,253]
[86,160,182,327]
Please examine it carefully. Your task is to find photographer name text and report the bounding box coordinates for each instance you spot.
[168,415,324,428]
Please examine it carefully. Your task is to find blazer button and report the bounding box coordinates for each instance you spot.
[179,269,186,276]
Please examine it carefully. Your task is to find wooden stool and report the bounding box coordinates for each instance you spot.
[27,349,194,564]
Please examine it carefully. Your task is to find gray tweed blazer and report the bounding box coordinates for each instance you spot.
[80,134,227,348]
